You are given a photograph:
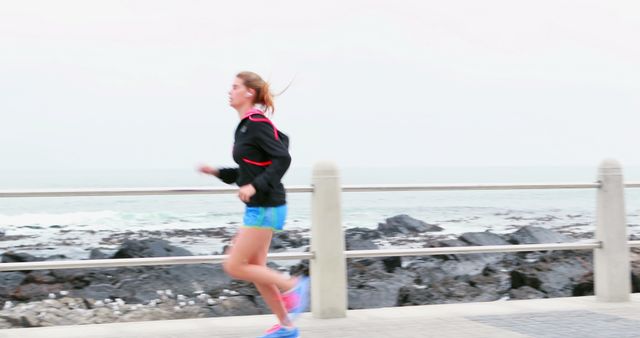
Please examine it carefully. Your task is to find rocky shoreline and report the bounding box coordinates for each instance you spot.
[1,214,639,329]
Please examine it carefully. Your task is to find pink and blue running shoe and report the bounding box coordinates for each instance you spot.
[280,276,310,321]
[258,324,299,338]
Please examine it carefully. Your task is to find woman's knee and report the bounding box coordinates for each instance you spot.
[223,259,243,278]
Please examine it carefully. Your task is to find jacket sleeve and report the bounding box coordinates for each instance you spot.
[217,167,239,185]
[250,121,291,193]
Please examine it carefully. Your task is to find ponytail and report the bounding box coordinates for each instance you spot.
[260,81,275,115]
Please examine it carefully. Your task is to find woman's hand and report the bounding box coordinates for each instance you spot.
[238,184,256,202]
[198,165,219,177]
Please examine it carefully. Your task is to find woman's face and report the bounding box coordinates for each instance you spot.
[228,77,254,109]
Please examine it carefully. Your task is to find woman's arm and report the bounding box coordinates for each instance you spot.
[199,165,239,185]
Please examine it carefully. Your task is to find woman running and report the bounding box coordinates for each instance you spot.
[199,71,309,338]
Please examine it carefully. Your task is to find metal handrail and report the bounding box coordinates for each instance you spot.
[345,241,602,258]
[5,181,640,198]
[0,186,313,198]
[342,182,602,192]
[0,252,315,272]
[0,241,615,272]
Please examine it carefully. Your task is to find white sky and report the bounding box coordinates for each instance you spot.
[1,0,639,171]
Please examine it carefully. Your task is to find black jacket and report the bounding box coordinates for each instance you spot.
[217,111,291,207]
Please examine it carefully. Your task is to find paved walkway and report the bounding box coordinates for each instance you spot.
[2,294,639,338]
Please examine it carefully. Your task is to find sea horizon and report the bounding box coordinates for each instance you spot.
[2,165,640,189]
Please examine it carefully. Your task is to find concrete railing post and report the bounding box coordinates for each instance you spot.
[595,159,631,302]
[310,161,347,318]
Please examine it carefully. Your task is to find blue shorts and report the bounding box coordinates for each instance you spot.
[242,205,288,231]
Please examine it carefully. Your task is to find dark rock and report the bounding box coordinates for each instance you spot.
[437,239,467,247]
[572,272,594,296]
[345,227,381,241]
[289,259,309,277]
[632,272,640,293]
[224,280,260,297]
[510,270,542,290]
[269,236,288,251]
[349,280,403,309]
[45,255,67,261]
[122,264,231,303]
[0,272,26,301]
[398,276,499,306]
[405,258,449,285]
[429,239,468,261]
[23,271,57,284]
[345,227,382,251]
[381,257,402,273]
[89,249,110,260]
[509,226,572,244]
[112,239,193,258]
[398,285,440,305]
[1,252,44,263]
[270,231,308,251]
[406,257,509,303]
[349,270,415,309]
[56,262,233,304]
[631,249,640,293]
[346,238,378,251]
[510,252,592,297]
[69,267,124,287]
[432,236,505,266]
[509,286,547,300]
[538,259,592,297]
[377,214,443,235]
[49,269,91,289]
[459,231,510,246]
[458,232,514,265]
[347,259,415,309]
[223,279,290,314]
[469,269,511,297]
[76,283,123,301]
[10,283,68,301]
[440,260,486,277]
[347,258,382,279]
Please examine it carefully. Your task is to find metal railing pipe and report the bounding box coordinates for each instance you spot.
[344,242,601,259]
[0,252,314,272]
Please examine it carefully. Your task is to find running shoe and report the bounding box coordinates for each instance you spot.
[257,325,299,338]
[280,276,310,321]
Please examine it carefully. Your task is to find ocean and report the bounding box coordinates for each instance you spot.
[1,166,639,259]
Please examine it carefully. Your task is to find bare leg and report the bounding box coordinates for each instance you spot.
[224,227,296,291]
[224,227,295,325]
[247,236,290,326]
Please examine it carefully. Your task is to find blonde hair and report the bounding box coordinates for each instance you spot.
[236,71,275,115]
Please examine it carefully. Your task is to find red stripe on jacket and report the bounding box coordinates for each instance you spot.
[242,158,273,166]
